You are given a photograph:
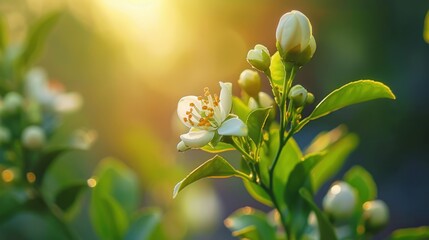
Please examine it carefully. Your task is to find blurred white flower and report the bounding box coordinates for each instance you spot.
[22,125,46,149]
[26,67,82,113]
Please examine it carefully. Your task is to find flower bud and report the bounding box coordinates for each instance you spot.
[258,92,275,108]
[323,181,357,219]
[238,69,261,98]
[2,92,23,114]
[288,85,308,108]
[21,126,46,149]
[247,44,271,71]
[177,141,190,152]
[363,200,389,231]
[276,10,316,65]
[306,92,315,105]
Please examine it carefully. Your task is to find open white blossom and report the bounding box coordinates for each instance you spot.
[177,82,247,151]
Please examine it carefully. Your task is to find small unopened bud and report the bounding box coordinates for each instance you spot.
[22,126,46,149]
[288,85,308,108]
[323,181,357,219]
[306,92,315,105]
[3,92,23,114]
[238,69,261,98]
[0,126,11,144]
[247,44,271,71]
[258,92,275,108]
[276,10,316,66]
[363,200,389,232]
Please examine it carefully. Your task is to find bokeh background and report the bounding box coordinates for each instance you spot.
[0,0,428,239]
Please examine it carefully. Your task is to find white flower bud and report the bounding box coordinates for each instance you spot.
[177,141,190,152]
[363,200,389,231]
[3,92,23,114]
[323,181,357,219]
[258,92,274,108]
[247,44,271,71]
[276,10,316,65]
[288,85,308,108]
[21,126,46,149]
[238,69,261,98]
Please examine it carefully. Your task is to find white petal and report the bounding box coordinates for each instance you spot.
[219,82,232,121]
[218,118,248,137]
[177,141,190,152]
[293,10,312,51]
[54,92,82,113]
[180,128,215,148]
[177,96,201,128]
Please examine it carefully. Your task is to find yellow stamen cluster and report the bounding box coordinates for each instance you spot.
[184,87,221,129]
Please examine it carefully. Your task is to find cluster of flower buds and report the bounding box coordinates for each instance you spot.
[288,85,314,109]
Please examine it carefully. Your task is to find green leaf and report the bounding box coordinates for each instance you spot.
[0,188,28,224]
[299,188,338,240]
[173,155,247,198]
[311,133,359,192]
[232,96,251,122]
[246,107,271,147]
[125,208,163,240]
[90,194,129,240]
[390,226,429,240]
[243,181,273,207]
[54,182,87,212]
[305,125,348,155]
[269,51,285,87]
[93,158,139,215]
[309,80,395,121]
[284,154,323,239]
[225,207,276,240]
[201,142,235,153]
[232,225,260,240]
[344,165,377,204]
[17,11,62,70]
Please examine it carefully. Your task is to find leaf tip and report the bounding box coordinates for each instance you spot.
[172,180,183,199]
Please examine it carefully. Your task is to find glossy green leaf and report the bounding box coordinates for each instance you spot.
[243,181,272,207]
[284,154,322,239]
[344,165,377,204]
[201,142,235,153]
[54,182,87,212]
[232,96,251,122]
[246,107,271,146]
[17,11,62,69]
[305,125,348,155]
[309,80,395,120]
[299,188,338,240]
[225,207,276,240]
[90,194,129,240]
[173,155,246,198]
[390,226,429,240]
[311,133,359,192]
[269,51,285,87]
[93,158,139,215]
[125,208,163,240]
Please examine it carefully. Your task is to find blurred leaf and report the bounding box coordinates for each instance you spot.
[54,182,87,212]
[390,226,429,240]
[232,97,251,121]
[232,225,260,240]
[299,188,337,240]
[344,165,377,204]
[309,80,395,121]
[305,125,348,155]
[424,11,429,44]
[17,11,62,70]
[125,208,163,240]
[33,147,83,186]
[0,188,28,224]
[269,52,285,87]
[173,155,247,198]
[246,107,271,147]
[90,194,129,240]
[225,207,276,240]
[284,154,322,239]
[243,181,272,207]
[201,142,235,153]
[93,158,139,215]
[311,133,359,192]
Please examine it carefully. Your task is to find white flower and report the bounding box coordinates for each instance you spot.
[26,67,82,113]
[177,82,247,151]
[276,10,312,54]
[21,125,46,149]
